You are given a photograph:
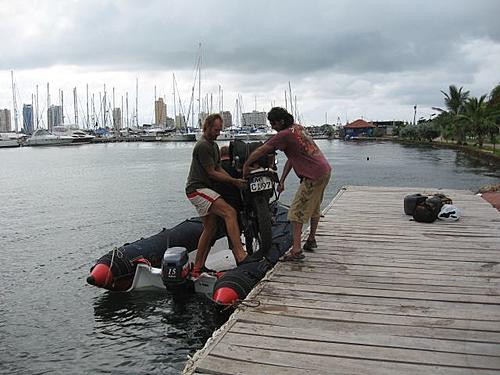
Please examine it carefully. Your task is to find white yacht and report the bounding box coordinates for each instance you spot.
[0,133,20,148]
[52,126,95,144]
[69,130,95,144]
[195,130,234,142]
[161,132,196,142]
[25,129,74,146]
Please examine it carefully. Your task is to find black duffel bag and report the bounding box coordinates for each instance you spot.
[404,193,428,215]
[413,196,443,223]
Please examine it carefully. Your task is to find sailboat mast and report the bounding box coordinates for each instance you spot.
[86,84,89,129]
[198,43,201,125]
[173,74,177,128]
[36,84,39,129]
[126,92,129,128]
[103,84,107,127]
[288,82,293,116]
[92,93,95,127]
[60,89,64,125]
[47,83,50,130]
[121,95,124,130]
[136,78,139,127]
[74,87,78,126]
[31,93,34,133]
[10,71,19,132]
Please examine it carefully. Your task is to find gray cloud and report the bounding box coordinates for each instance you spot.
[2,0,499,73]
[1,0,499,124]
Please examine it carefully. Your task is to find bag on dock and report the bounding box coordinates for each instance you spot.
[404,193,428,215]
[437,204,461,221]
[433,193,453,206]
[412,196,443,223]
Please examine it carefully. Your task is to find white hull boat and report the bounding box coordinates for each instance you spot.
[26,129,74,146]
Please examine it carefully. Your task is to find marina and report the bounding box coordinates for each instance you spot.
[185,185,500,374]
[1,141,498,374]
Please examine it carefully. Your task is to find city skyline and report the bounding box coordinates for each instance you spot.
[1,0,499,127]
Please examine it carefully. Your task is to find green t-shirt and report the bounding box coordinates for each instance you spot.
[185,136,220,194]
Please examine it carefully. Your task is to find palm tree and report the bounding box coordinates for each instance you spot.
[434,85,470,144]
[459,95,490,147]
[487,84,500,150]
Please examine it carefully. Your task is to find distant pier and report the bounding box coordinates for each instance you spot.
[184,186,500,374]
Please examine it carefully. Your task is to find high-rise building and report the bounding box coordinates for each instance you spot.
[241,110,267,129]
[0,109,11,132]
[23,104,34,134]
[221,111,232,129]
[155,97,167,126]
[112,108,122,130]
[166,116,174,128]
[198,112,209,128]
[47,105,63,131]
[175,115,187,129]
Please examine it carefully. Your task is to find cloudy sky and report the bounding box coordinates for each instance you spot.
[1,0,499,128]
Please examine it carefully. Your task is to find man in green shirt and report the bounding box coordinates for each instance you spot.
[186,114,248,278]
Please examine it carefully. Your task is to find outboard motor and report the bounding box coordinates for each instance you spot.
[161,247,191,291]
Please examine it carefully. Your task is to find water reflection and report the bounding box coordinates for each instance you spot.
[91,290,222,373]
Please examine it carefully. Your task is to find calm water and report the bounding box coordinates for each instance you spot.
[0,140,498,374]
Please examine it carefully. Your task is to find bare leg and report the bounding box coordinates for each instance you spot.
[308,216,320,241]
[291,221,303,254]
[194,214,217,270]
[209,198,247,263]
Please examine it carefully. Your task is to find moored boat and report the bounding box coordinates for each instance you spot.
[25,129,74,146]
[0,133,20,148]
[87,203,292,304]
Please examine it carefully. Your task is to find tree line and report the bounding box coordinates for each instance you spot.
[398,84,500,149]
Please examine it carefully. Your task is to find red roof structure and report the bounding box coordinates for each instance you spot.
[344,119,375,129]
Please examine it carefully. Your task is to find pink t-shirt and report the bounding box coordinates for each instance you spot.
[266,124,331,180]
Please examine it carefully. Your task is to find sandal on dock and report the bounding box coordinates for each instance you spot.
[281,250,305,262]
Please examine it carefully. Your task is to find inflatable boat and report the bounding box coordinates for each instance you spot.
[87,202,292,304]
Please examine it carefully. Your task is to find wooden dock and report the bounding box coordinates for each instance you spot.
[184,186,500,374]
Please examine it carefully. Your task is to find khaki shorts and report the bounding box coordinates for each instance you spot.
[187,188,220,217]
[288,171,331,224]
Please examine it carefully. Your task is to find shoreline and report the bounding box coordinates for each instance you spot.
[343,136,500,165]
[395,138,500,164]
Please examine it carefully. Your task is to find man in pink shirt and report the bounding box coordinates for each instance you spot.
[243,107,331,260]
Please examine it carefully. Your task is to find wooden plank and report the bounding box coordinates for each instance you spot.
[236,310,500,343]
[259,288,500,317]
[277,259,500,277]
[247,301,499,331]
[292,253,500,271]
[222,331,500,369]
[274,268,500,288]
[275,261,500,278]
[208,343,499,375]
[232,321,500,356]
[195,355,330,375]
[278,262,500,281]
[264,280,500,304]
[257,294,500,321]
[270,275,500,295]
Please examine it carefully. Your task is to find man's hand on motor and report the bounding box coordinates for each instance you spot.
[233,178,246,189]
[242,163,250,178]
[277,181,285,193]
